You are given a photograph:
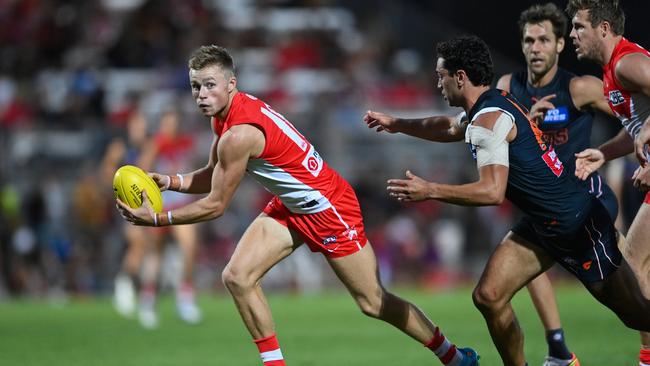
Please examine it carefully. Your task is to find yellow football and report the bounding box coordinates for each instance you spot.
[113,165,163,213]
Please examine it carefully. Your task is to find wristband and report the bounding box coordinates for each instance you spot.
[167,211,174,225]
[153,212,159,226]
[169,175,181,191]
[161,175,171,190]
[176,174,185,192]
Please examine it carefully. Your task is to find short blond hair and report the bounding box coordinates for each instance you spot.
[188,45,235,75]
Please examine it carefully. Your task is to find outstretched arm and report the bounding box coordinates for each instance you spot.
[386,111,512,206]
[387,164,508,206]
[364,110,467,142]
[118,124,264,226]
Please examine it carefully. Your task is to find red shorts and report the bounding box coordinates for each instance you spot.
[263,184,367,258]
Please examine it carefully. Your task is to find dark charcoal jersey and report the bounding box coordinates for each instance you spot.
[467,89,592,235]
[509,69,618,219]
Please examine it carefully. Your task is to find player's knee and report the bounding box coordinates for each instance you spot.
[221,266,254,293]
[472,283,506,313]
[354,289,384,318]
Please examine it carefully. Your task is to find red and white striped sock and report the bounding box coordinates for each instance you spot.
[254,333,285,366]
[640,348,650,366]
[425,327,464,366]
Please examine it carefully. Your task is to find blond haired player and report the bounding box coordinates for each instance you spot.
[117,45,479,366]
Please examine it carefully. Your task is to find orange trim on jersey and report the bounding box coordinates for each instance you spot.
[505,98,547,150]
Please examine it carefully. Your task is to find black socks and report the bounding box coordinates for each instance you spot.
[546,328,572,360]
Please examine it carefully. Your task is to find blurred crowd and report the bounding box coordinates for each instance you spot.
[0,0,642,301]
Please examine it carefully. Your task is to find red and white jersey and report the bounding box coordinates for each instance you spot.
[603,38,650,138]
[212,92,347,214]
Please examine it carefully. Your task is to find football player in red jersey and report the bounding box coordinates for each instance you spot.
[116,45,479,366]
[566,1,650,364]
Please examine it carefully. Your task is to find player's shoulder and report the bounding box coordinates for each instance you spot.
[217,123,265,154]
[496,73,513,92]
[614,53,650,91]
[226,92,266,124]
[615,53,650,75]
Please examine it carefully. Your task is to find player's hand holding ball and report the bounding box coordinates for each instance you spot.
[113,165,164,226]
[149,172,172,191]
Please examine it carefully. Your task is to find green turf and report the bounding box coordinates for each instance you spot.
[0,283,640,365]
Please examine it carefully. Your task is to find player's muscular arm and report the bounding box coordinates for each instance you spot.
[575,129,634,180]
[616,54,650,164]
[169,124,263,224]
[569,75,614,116]
[387,111,512,205]
[364,110,466,142]
[387,165,508,205]
[599,128,635,161]
[118,125,262,226]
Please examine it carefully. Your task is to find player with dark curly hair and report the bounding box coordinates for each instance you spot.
[365,34,650,365]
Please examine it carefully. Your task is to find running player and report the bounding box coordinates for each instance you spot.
[101,111,157,326]
[104,110,202,329]
[566,1,650,365]
[365,35,650,365]
[117,45,479,366]
[497,4,618,365]
[139,109,203,328]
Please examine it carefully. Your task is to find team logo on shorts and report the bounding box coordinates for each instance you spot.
[608,90,625,106]
[562,256,579,268]
[322,236,337,245]
[582,260,592,270]
[344,227,358,241]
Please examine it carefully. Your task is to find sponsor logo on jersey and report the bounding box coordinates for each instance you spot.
[322,235,337,245]
[608,90,625,106]
[541,146,564,177]
[543,106,569,123]
[302,147,323,177]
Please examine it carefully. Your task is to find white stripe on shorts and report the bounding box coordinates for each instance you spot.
[584,223,604,280]
[589,218,619,268]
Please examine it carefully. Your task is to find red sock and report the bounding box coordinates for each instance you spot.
[640,348,650,365]
[425,327,463,366]
[254,333,285,366]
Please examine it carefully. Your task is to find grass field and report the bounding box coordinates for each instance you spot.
[0,283,640,365]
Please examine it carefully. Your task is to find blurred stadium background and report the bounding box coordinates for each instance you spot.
[0,0,649,364]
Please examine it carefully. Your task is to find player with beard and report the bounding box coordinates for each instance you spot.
[566,1,650,365]
[497,4,620,365]
[365,34,650,366]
